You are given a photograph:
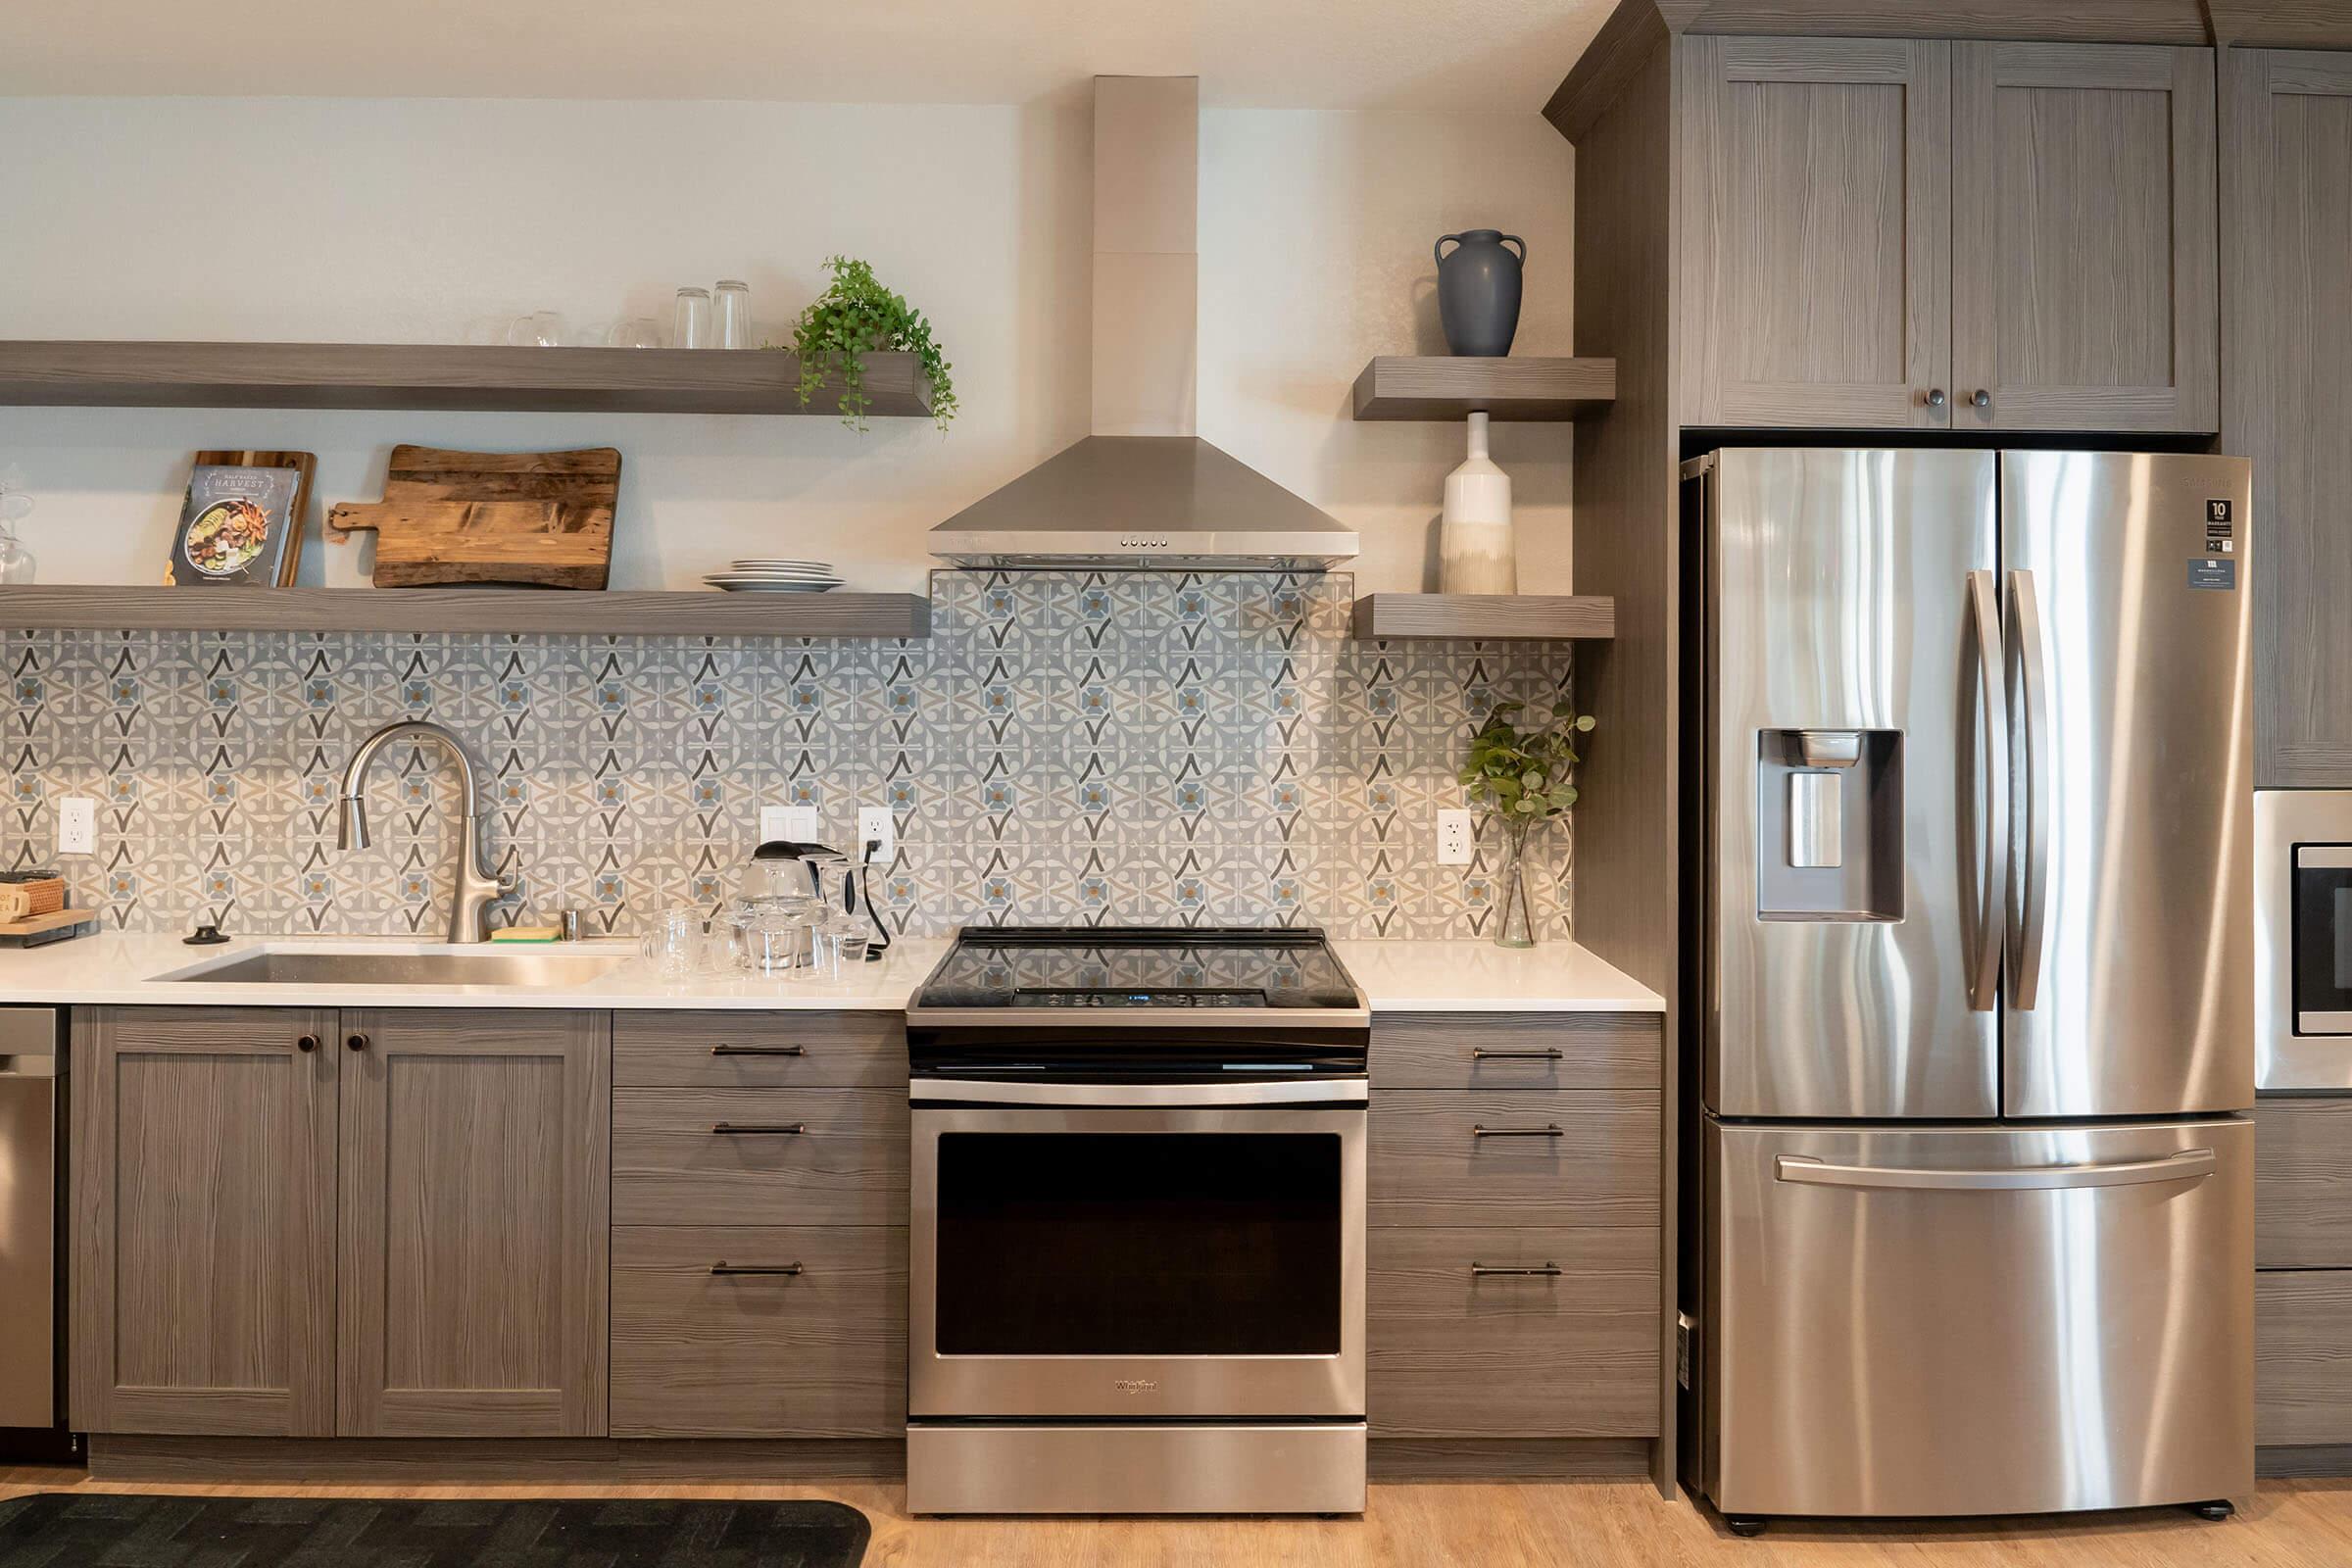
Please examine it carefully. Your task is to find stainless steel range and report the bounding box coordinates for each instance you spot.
[904,926,1370,1516]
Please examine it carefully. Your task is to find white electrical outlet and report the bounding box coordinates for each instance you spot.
[1436,808,1474,866]
[857,806,899,865]
[760,805,821,845]
[57,796,97,856]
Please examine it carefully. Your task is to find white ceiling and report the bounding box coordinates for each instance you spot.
[0,0,1615,109]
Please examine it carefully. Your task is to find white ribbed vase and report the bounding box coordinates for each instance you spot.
[1439,412,1515,594]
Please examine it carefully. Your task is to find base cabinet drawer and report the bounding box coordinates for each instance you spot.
[1368,1092,1660,1227]
[2258,1270,2352,1447]
[612,1226,906,1438]
[1367,1226,1659,1438]
[612,1011,906,1089]
[1371,1014,1661,1092]
[612,1088,907,1226]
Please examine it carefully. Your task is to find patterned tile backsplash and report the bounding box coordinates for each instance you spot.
[3,572,1579,942]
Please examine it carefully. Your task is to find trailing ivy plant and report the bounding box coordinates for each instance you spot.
[1459,700,1596,826]
[784,256,958,432]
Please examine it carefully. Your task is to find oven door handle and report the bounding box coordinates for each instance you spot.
[907,1077,1368,1107]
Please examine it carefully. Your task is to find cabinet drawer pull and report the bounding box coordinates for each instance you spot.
[711,1122,808,1136]
[710,1044,806,1057]
[296,1034,318,1054]
[346,1032,368,1053]
[710,1261,804,1277]
[1470,1262,1564,1278]
[1471,1049,1563,1061]
[1471,1123,1563,1138]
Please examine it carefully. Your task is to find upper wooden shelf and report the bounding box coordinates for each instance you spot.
[0,341,934,417]
[0,586,931,639]
[1350,594,1616,642]
[1351,357,1617,422]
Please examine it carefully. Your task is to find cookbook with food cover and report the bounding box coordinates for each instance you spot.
[166,451,313,587]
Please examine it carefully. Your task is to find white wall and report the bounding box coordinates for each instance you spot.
[0,96,1574,594]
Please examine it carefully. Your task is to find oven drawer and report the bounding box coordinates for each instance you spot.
[612,1225,906,1438]
[1371,1014,1661,1092]
[613,1011,905,1089]
[612,1088,907,1226]
[1367,1225,1658,1438]
[1368,1091,1660,1227]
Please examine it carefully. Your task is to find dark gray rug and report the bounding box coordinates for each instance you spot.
[0,1492,869,1566]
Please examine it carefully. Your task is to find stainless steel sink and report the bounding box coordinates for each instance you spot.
[158,944,631,989]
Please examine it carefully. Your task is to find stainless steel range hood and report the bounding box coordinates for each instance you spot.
[930,76,1358,573]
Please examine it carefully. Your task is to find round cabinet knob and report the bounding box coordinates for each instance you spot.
[346,1032,368,1053]
[1970,390,1991,410]
[1925,388,1947,408]
[296,1034,318,1054]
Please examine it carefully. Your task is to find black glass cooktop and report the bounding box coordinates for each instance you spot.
[912,926,1360,1011]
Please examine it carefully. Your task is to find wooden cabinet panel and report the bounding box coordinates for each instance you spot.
[337,1008,610,1438]
[612,1226,906,1438]
[2257,1099,2352,1268]
[1677,35,1952,427]
[612,1010,906,1089]
[1371,1013,1661,1092]
[613,1087,907,1227]
[1368,1226,1658,1438]
[2258,1269,2352,1446]
[70,1006,338,1437]
[1367,1091,1659,1228]
[1951,42,2219,431]
[2227,50,2352,786]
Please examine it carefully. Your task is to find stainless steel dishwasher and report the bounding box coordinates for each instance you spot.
[0,1006,75,1463]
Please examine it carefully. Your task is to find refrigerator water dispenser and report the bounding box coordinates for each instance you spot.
[1755,729,1902,921]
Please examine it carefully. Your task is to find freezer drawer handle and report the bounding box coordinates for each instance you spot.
[1773,1149,2216,1192]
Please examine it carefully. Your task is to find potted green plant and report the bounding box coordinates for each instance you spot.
[782,256,958,432]
[1458,700,1595,948]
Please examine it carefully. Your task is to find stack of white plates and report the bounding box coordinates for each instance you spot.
[703,559,845,593]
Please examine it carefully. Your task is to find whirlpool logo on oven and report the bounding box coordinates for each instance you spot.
[1113,1378,1159,1394]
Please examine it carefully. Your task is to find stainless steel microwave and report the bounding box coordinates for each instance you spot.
[2257,791,2352,1090]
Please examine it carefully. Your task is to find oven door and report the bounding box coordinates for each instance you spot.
[909,1085,1366,1420]
[2294,845,2352,1036]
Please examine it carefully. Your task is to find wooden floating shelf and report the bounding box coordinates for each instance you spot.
[1350,594,1616,642]
[0,586,931,639]
[1351,356,1617,421]
[0,341,934,417]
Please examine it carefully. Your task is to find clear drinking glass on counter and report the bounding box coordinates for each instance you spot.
[714,280,752,348]
[673,287,712,349]
[639,906,704,979]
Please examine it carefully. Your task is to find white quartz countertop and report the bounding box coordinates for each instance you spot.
[0,931,1664,1013]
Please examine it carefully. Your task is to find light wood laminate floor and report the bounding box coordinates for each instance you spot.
[6,1467,2349,1565]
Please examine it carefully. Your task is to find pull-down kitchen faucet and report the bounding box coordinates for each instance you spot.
[335,719,513,944]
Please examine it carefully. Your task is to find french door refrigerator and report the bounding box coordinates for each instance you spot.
[1687,449,2255,1526]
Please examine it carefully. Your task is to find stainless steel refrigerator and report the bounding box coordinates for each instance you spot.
[1686,449,2255,1528]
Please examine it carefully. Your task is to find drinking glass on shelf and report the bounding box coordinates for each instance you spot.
[609,317,662,349]
[509,311,569,348]
[673,287,712,349]
[714,280,753,348]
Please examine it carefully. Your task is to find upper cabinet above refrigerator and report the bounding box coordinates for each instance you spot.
[1676,37,2220,434]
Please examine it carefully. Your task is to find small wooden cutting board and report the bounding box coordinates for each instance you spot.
[328,445,620,589]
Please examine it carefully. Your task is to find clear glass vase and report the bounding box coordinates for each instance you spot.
[1494,814,1539,949]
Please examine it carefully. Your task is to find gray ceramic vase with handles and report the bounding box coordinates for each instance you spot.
[1436,229,1526,357]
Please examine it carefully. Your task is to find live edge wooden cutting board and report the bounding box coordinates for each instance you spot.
[328,445,620,588]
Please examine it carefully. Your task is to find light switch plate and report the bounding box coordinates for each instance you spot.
[760,805,821,845]
[1436,808,1474,866]
[858,806,898,865]
[57,796,97,856]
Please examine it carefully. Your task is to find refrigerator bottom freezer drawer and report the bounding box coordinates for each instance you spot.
[1702,1117,2253,1519]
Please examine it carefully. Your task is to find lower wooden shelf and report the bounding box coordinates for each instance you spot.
[0,586,931,638]
[1350,594,1616,642]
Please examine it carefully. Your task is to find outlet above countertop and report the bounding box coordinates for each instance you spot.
[0,932,1663,1013]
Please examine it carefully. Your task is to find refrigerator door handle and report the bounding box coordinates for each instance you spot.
[2006,567,2052,1010]
[1774,1148,2216,1192]
[1964,569,2009,1011]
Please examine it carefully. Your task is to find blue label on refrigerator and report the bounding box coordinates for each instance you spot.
[2188,558,2237,591]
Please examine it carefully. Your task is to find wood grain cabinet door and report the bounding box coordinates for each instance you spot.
[70,1006,338,1437]
[1951,43,2219,432]
[1677,35,1953,428]
[2227,50,2352,786]
[336,1008,610,1437]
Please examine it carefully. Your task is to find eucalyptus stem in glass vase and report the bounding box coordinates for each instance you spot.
[1458,700,1596,950]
